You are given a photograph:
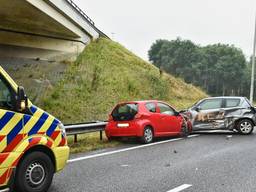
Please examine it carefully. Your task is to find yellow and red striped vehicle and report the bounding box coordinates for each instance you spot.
[0,66,69,192]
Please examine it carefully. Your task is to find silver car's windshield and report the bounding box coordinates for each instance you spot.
[190,99,203,110]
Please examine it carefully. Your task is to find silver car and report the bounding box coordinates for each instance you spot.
[183,96,256,134]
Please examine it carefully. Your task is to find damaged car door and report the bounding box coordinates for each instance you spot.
[223,98,255,134]
[192,98,225,130]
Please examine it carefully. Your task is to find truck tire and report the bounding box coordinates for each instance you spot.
[14,151,54,192]
[236,119,254,135]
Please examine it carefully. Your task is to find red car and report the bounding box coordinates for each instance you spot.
[105,100,191,143]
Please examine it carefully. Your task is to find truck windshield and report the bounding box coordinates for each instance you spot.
[112,103,138,121]
[0,78,14,110]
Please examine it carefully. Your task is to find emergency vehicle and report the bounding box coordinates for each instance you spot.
[0,66,69,192]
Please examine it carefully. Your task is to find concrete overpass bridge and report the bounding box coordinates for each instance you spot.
[0,0,107,61]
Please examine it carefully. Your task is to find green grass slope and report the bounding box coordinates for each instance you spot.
[40,38,207,124]
[3,38,207,153]
[3,38,207,124]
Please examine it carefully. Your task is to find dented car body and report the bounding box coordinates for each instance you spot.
[184,97,256,134]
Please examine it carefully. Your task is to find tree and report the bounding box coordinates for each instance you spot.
[148,38,248,97]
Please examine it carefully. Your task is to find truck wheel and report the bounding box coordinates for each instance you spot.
[14,151,54,192]
[141,126,153,144]
[237,119,254,135]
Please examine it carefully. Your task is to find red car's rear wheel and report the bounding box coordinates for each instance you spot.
[141,126,153,144]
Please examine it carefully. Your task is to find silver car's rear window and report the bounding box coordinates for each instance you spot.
[225,99,240,108]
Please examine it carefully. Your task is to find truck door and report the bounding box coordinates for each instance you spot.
[0,75,25,154]
[193,98,224,130]
[0,74,27,186]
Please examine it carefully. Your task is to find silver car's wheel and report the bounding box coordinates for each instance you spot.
[237,120,254,135]
[141,127,153,144]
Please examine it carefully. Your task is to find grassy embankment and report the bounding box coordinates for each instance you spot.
[5,38,207,153]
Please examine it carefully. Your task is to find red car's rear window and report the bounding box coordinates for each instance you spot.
[112,103,138,121]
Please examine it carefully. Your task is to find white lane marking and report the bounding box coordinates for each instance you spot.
[188,134,200,138]
[202,130,220,133]
[68,135,200,163]
[120,164,130,167]
[167,184,192,192]
[0,188,9,192]
[194,130,232,133]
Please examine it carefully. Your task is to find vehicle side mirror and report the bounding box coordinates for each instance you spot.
[195,106,201,112]
[17,86,28,111]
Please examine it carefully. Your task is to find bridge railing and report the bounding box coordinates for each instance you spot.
[65,0,95,25]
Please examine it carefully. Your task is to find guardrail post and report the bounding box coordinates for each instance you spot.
[74,134,78,143]
[100,131,103,141]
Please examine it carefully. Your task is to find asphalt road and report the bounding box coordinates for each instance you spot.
[49,131,256,192]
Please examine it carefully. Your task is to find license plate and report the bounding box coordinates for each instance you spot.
[117,123,129,128]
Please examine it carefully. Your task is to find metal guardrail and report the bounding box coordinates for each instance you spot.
[65,0,95,25]
[65,121,108,143]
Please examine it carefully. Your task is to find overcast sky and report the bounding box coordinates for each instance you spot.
[75,0,256,61]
